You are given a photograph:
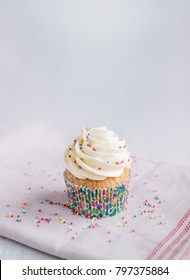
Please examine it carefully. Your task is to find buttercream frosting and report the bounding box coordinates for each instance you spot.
[64,127,131,180]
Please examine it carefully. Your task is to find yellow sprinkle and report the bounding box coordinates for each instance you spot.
[59,217,65,223]
[149,216,156,220]
[119,223,125,227]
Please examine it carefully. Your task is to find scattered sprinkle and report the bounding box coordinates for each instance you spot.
[59,217,65,223]
[149,216,156,220]
[7,212,14,218]
[46,199,63,205]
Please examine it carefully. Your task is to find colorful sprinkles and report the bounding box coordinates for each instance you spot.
[68,127,128,168]
[4,156,168,247]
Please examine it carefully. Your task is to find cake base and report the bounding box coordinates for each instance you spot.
[64,168,130,188]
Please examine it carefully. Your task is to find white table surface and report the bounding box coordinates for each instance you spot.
[0,1,190,259]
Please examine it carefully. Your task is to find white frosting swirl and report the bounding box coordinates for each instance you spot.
[64,127,131,180]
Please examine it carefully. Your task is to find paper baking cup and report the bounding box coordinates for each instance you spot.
[64,173,129,219]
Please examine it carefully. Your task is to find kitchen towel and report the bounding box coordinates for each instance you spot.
[0,124,189,259]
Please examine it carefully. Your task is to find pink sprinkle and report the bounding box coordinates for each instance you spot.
[143,181,147,185]
[23,201,29,206]
[108,240,112,243]
[92,148,96,151]
[132,229,135,233]
[7,213,14,218]
[106,231,110,234]
[44,217,52,222]
[71,237,75,240]
[121,216,125,220]
[70,222,73,225]
[38,209,42,212]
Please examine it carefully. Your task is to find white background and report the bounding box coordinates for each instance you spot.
[1,260,190,280]
[0,1,190,259]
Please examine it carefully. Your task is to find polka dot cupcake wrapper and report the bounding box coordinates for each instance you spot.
[64,175,129,219]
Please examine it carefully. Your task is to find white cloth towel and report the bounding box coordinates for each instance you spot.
[0,124,189,259]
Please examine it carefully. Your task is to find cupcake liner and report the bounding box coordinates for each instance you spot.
[64,172,129,219]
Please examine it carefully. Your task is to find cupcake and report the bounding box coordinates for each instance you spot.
[64,127,131,219]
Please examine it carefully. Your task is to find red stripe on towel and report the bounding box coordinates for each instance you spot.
[168,234,190,260]
[147,210,190,260]
[157,222,190,259]
[180,247,190,260]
